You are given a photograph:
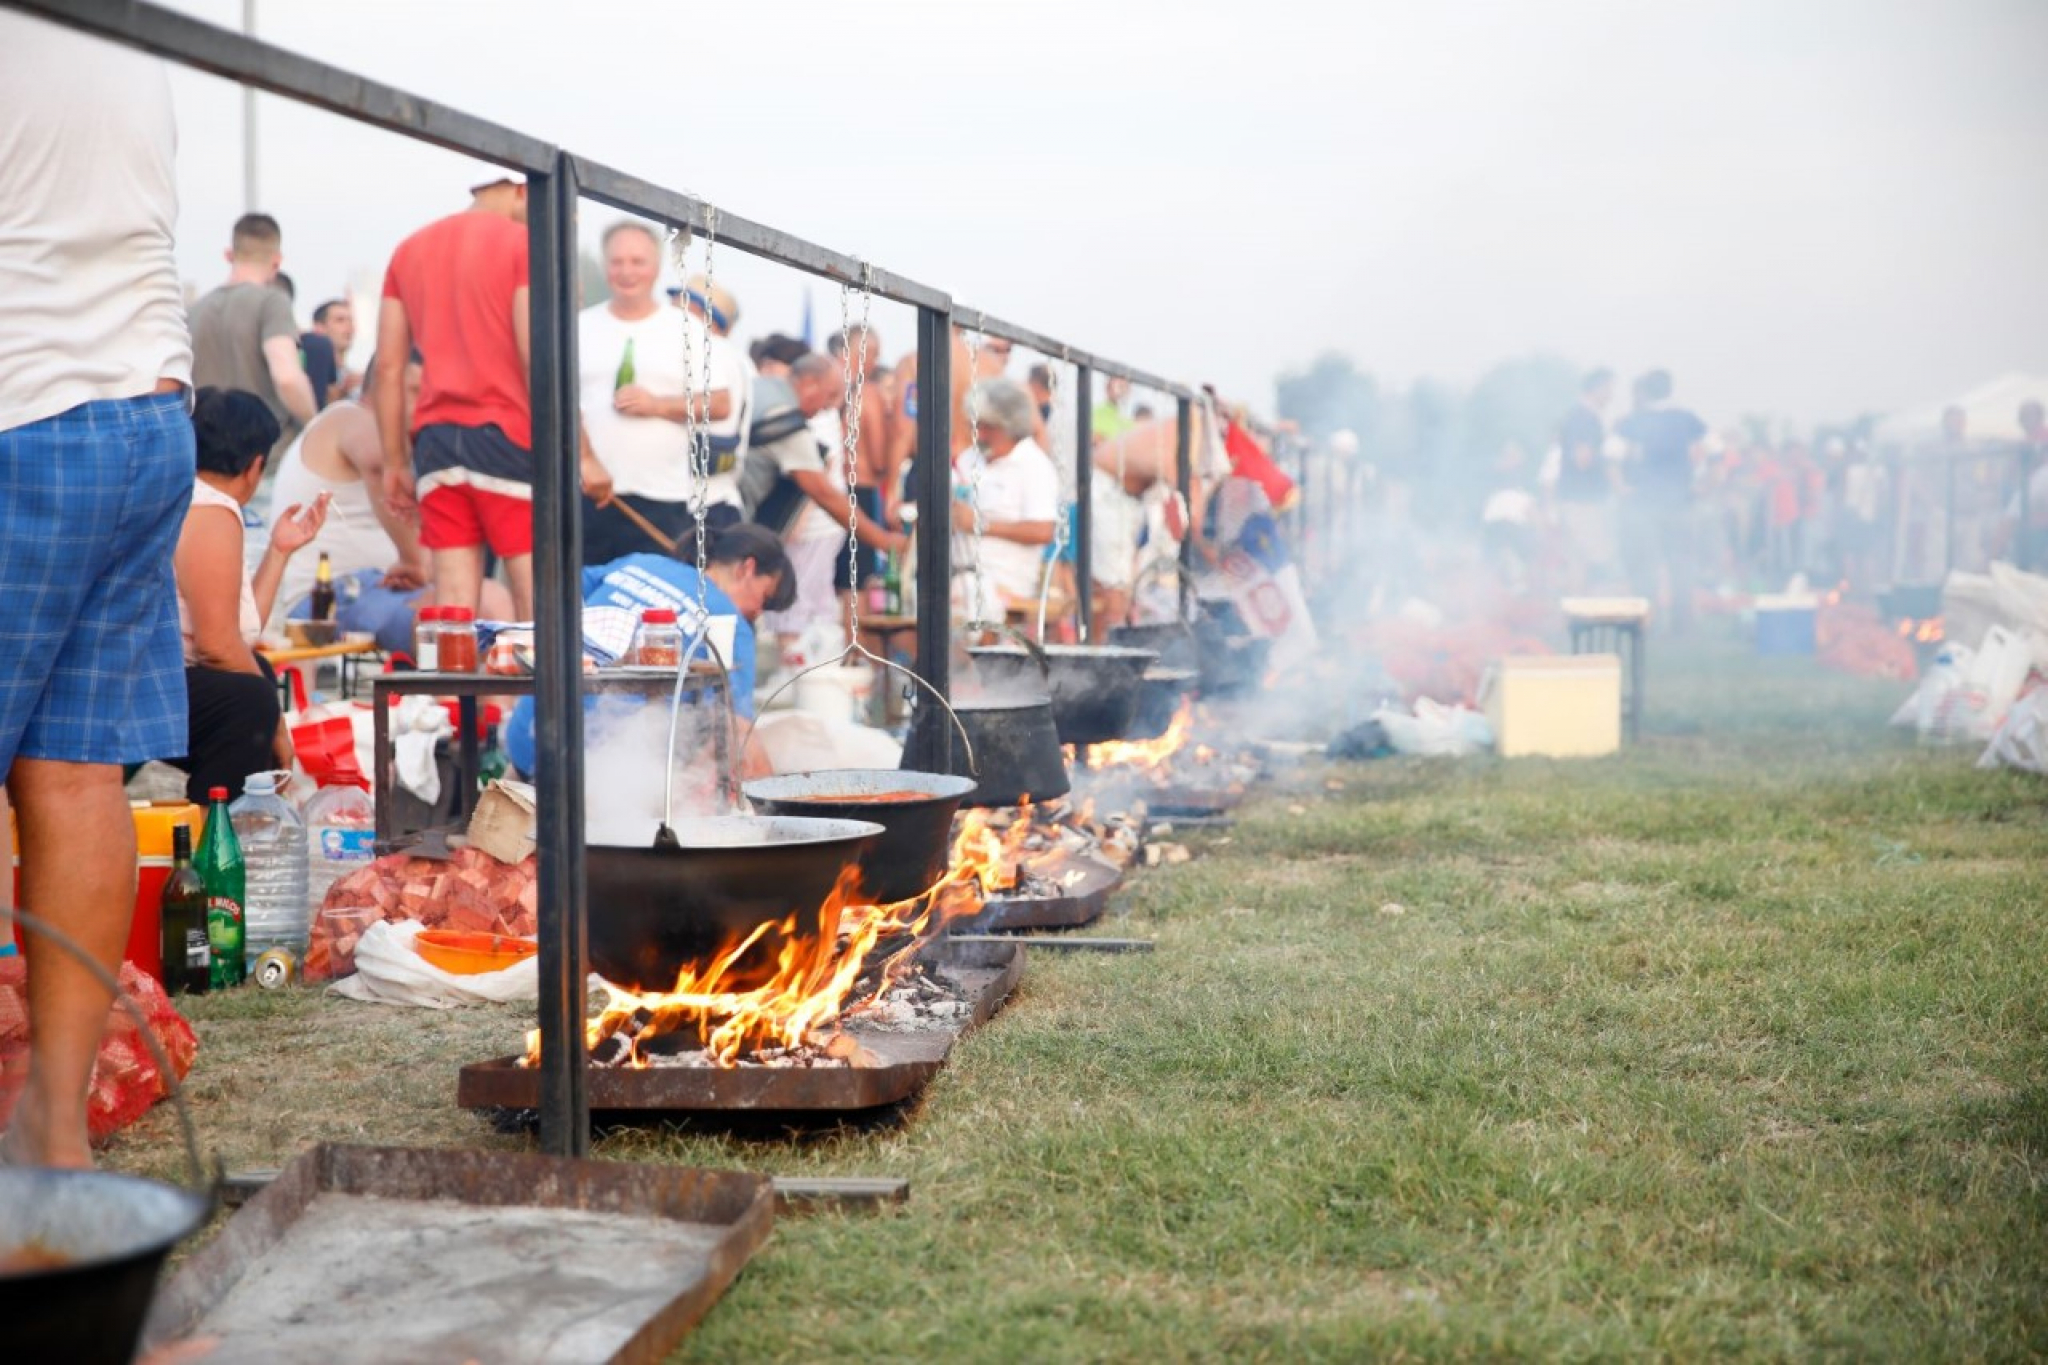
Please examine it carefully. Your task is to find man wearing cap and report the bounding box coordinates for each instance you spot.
[373,168,612,619]
[578,222,735,567]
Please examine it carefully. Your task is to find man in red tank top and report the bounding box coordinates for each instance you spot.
[372,170,611,619]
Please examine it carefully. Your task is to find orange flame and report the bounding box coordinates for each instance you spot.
[522,810,1039,1071]
[1895,616,1945,643]
[1085,698,1195,770]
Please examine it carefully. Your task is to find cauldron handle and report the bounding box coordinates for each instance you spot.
[661,617,744,829]
[0,906,217,1202]
[750,641,978,778]
[1121,556,1198,632]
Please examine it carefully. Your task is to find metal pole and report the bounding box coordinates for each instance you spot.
[240,0,257,211]
[2019,444,2035,572]
[907,306,954,772]
[1074,363,1094,641]
[1175,395,1194,624]
[1944,450,1958,576]
[529,152,589,1159]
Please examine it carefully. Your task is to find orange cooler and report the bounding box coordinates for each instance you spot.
[7,800,200,986]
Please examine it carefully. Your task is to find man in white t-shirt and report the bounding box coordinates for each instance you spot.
[578,222,734,566]
[953,378,1060,623]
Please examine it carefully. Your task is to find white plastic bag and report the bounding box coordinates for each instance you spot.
[1897,644,1996,744]
[1977,690,2048,775]
[1969,626,2035,722]
[1375,698,1494,757]
[329,918,536,1008]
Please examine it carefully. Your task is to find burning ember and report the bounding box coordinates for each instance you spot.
[523,794,1146,1072]
[1896,616,1944,644]
[1083,699,1196,770]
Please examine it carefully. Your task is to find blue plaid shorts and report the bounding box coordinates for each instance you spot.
[0,391,195,776]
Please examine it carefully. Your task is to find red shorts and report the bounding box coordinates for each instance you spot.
[420,483,533,557]
[412,422,534,556]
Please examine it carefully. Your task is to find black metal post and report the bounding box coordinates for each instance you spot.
[2019,444,2036,572]
[1944,450,1958,576]
[907,305,954,771]
[529,152,588,1159]
[1175,395,1194,623]
[1074,363,1094,641]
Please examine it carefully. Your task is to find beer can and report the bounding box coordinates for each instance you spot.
[252,947,298,990]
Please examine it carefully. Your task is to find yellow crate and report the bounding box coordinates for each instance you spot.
[1483,655,1622,758]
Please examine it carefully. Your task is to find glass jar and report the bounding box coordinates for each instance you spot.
[413,605,442,671]
[437,607,480,673]
[633,608,682,668]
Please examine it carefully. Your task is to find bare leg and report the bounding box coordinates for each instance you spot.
[502,553,534,622]
[5,759,136,1168]
[431,545,486,616]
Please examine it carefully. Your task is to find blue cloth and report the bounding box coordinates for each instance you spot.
[0,391,195,777]
[502,555,755,777]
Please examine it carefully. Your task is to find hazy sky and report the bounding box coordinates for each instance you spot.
[140,0,2048,428]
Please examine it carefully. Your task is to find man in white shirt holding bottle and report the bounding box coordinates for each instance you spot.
[578,221,735,566]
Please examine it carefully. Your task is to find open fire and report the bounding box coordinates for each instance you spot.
[1895,616,1945,644]
[522,806,1099,1072]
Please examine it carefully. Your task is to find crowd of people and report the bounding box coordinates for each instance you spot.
[2,14,1308,1168]
[1477,370,2047,623]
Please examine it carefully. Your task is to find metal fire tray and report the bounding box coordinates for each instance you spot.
[141,1144,773,1365]
[955,851,1123,932]
[457,939,1022,1116]
[1145,784,1248,817]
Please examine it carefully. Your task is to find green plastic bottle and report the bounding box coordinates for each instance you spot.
[614,338,636,392]
[198,785,247,989]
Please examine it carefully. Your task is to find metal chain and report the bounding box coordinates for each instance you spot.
[961,319,990,630]
[1037,351,1071,641]
[692,207,719,619]
[838,265,874,637]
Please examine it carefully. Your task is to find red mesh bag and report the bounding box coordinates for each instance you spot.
[0,957,199,1145]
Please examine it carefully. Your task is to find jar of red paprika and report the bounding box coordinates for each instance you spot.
[436,607,480,673]
[633,609,682,668]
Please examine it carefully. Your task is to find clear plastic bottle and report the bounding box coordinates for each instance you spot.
[230,771,310,964]
[303,780,375,915]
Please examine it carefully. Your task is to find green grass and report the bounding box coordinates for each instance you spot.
[106,629,2048,1360]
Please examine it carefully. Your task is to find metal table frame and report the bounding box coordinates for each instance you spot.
[12,0,1206,1157]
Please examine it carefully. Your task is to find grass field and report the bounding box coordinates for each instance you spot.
[106,629,2048,1360]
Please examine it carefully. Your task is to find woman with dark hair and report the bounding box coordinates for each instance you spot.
[169,387,329,799]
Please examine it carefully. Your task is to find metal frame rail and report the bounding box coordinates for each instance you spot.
[10,0,1206,1157]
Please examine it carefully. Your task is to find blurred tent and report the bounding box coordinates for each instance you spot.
[1875,372,2048,445]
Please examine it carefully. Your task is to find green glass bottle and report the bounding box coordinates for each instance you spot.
[478,725,510,791]
[614,338,636,391]
[198,785,247,989]
[159,824,211,996]
[882,550,903,616]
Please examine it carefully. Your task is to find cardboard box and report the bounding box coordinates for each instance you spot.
[466,780,536,864]
[1483,655,1622,758]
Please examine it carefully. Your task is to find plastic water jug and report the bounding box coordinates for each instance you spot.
[229,771,309,962]
[303,781,375,916]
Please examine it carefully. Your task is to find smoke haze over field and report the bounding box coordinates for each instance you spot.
[129,0,2048,426]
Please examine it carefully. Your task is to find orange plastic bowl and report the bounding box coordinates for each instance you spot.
[413,930,538,976]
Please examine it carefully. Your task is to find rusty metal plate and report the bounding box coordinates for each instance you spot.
[954,854,1122,932]
[142,1144,774,1364]
[458,939,1022,1116]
